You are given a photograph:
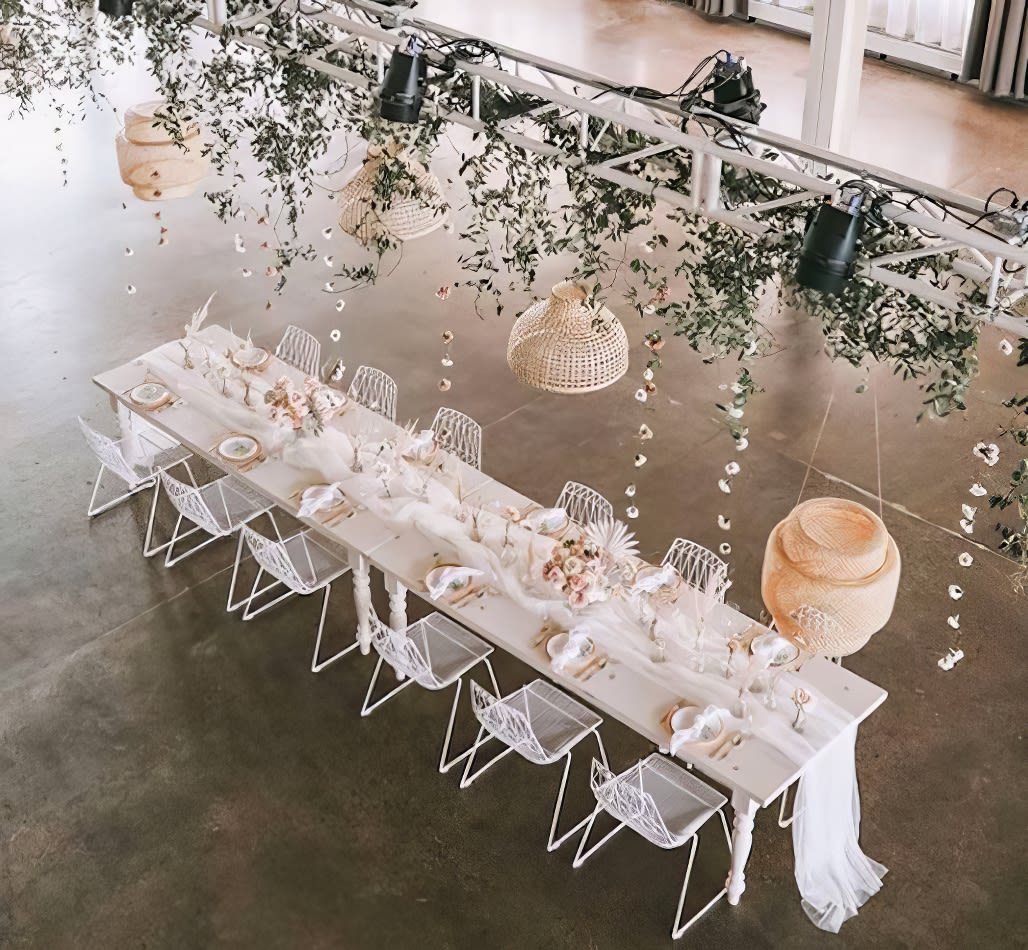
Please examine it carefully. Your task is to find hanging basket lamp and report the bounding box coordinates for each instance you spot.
[114,100,208,201]
[507,281,630,394]
[761,497,901,658]
[337,142,447,244]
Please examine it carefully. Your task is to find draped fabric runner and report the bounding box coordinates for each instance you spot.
[127,330,885,930]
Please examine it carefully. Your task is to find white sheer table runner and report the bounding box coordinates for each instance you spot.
[117,327,885,932]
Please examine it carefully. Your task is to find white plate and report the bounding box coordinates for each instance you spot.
[526,508,570,536]
[129,382,170,408]
[231,347,269,368]
[217,434,260,463]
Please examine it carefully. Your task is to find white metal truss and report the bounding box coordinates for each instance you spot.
[197,0,1028,335]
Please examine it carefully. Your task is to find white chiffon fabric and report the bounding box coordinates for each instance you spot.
[123,331,885,931]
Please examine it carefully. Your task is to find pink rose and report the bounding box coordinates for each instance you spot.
[568,589,589,609]
[543,564,563,584]
[567,573,588,592]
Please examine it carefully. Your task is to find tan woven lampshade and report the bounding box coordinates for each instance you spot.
[761,498,901,658]
[338,143,447,244]
[114,101,207,201]
[507,281,629,394]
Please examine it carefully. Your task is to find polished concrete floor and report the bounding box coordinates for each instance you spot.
[1,2,1027,948]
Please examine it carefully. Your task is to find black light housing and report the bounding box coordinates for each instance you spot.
[708,55,765,125]
[796,198,865,295]
[98,0,134,17]
[378,39,427,124]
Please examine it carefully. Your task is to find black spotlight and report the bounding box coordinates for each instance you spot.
[707,54,765,125]
[378,38,427,124]
[98,0,134,17]
[795,194,866,295]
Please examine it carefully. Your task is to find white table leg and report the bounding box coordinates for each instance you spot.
[727,791,759,905]
[386,574,408,633]
[352,550,372,655]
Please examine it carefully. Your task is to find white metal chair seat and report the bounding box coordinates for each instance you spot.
[78,415,192,556]
[239,526,358,673]
[460,679,608,852]
[662,538,730,602]
[574,753,732,939]
[362,610,499,773]
[555,479,613,528]
[159,470,274,611]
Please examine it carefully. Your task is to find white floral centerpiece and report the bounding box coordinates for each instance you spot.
[264,375,342,437]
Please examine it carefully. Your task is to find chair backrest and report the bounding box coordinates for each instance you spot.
[241,525,313,594]
[556,480,613,528]
[469,682,549,764]
[431,407,482,470]
[662,538,730,605]
[590,759,677,849]
[275,325,322,378]
[159,470,223,536]
[78,416,139,486]
[348,365,398,423]
[368,610,434,685]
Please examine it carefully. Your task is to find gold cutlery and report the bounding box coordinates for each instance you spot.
[581,656,608,681]
[712,732,743,761]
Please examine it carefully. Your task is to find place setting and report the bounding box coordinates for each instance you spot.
[212,432,266,473]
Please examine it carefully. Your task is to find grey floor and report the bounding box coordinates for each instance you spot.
[2,3,1028,947]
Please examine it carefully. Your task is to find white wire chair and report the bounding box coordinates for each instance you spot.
[348,365,398,423]
[159,469,274,610]
[78,416,192,556]
[662,538,730,602]
[362,609,499,773]
[573,753,732,940]
[431,407,482,470]
[555,480,613,528]
[239,525,359,673]
[274,325,322,378]
[791,603,845,667]
[460,679,607,852]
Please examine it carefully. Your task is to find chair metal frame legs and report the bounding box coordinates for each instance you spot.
[460,725,609,852]
[86,463,153,518]
[240,573,360,672]
[361,654,501,774]
[573,804,733,940]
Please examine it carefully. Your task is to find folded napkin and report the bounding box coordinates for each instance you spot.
[550,629,594,672]
[632,562,680,594]
[669,704,728,756]
[427,566,484,601]
[525,508,568,534]
[402,429,438,463]
[298,482,345,518]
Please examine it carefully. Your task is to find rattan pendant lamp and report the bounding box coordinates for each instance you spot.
[337,141,446,244]
[507,281,630,394]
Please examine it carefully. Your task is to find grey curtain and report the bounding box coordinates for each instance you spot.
[681,0,749,18]
[960,0,1028,100]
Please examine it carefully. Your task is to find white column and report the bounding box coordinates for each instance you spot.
[802,0,869,155]
[726,792,759,905]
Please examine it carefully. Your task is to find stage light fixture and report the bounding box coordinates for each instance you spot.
[795,191,867,295]
[378,37,427,124]
[707,54,765,125]
[98,0,134,17]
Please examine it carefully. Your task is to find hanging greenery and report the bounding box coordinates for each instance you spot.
[2,0,1026,573]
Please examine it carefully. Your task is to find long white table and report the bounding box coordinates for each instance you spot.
[93,326,887,907]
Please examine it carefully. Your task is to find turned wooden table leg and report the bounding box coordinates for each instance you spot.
[727,791,759,905]
[352,550,372,655]
[386,574,408,633]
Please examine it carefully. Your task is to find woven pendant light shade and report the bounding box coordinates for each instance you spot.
[761,497,901,658]
[338,143,446,244]
[507,281,629,394]
[115,101,207,201]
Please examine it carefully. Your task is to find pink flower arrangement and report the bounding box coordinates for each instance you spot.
[265,375,341,436]
[542,538,609,610]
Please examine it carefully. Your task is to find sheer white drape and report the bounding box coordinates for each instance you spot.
[762,0,972,52]
[868,0,971,51]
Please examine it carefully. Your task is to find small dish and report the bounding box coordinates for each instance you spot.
[425,564,481,603]
[129,382,171,410]
[668,705,726,750]
[231,346,270,369]
[750,632,801,668]
[526,508,569,536]
[217,434,261,463]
